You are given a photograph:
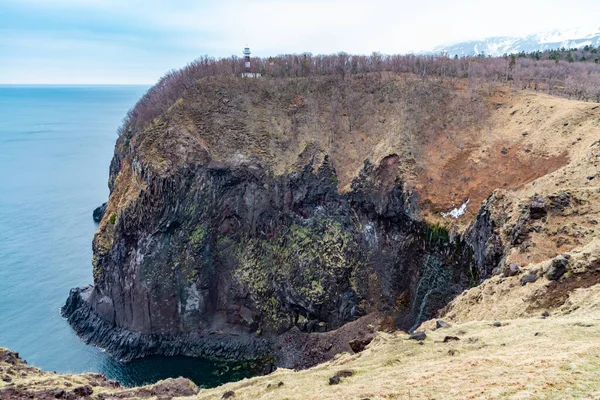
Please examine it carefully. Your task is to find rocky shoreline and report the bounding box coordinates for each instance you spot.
[61,286,274,363]
[62,285,386,370]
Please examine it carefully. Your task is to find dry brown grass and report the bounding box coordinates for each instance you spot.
[8,249,600,400]
[0,352,198,399]
[193,312,600,400]
[7,282,600,399]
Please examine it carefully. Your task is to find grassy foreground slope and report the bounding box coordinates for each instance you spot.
[4,304,600,399]
[196,313,600,399]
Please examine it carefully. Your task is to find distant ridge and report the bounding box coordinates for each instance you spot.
[429,27,600,57]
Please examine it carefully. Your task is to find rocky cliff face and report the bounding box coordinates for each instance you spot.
[63,75,516,365]
[64,155,478,364]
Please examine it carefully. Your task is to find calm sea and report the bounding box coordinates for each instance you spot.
[0,85,256,387]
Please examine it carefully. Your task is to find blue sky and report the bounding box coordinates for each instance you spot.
[2,0,600,84]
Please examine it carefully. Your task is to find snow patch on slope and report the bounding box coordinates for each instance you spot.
[441,199,470,219]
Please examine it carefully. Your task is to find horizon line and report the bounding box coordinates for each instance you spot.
[0,83,153,86]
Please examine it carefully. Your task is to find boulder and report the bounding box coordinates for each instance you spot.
[546,256,568,280]
[92,203,107,223]
[349,338,372,353]
[443,336,460,342]
[409,331,427,341]
[222,391,235,399]
[335,370,355,378]
[329,376,340,385]
[549,191,571,211]
[505,263,520,277]
[521,273,537,286]
[436,320,451,329]
[528,195,547,219]
[72,386,93,397]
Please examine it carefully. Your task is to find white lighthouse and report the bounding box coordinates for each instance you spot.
[241,46,261,78]
[243,46,251,72]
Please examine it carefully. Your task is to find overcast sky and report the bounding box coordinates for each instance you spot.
[2,0,600,84]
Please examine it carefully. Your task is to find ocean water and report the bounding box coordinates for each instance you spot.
[0,85,257,387]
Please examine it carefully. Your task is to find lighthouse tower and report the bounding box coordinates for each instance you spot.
[243,46,251,73]
[241,46,261,78]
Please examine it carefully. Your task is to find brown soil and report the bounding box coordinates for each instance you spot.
[416,137,568,219]
[408,87,600,225]
[526,268,600,312]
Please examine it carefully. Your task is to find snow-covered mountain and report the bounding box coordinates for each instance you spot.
[430,27,600,57]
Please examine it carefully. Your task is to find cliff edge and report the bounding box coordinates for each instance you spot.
[63,72,600,370]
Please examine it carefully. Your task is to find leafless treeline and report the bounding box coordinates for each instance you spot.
[119,52,600,136]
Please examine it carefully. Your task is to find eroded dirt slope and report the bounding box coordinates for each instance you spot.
[417,91,600,223]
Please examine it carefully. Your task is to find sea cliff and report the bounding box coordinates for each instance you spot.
[63,71,600,369]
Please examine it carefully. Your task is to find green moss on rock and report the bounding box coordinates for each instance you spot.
[236,214,361,329]
[190,225,208,246]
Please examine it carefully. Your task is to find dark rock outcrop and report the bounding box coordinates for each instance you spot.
[409,331,427,341]
[521,273,538,286]
[528,195,547,220]
[63,156,481,365]
[63,286,273,361]
[92,203,107,223]
[546,256,569,281]
[465,193,505,280]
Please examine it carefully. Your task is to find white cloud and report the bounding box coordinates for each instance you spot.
[127,0,600,56]
[3,0,600,83]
